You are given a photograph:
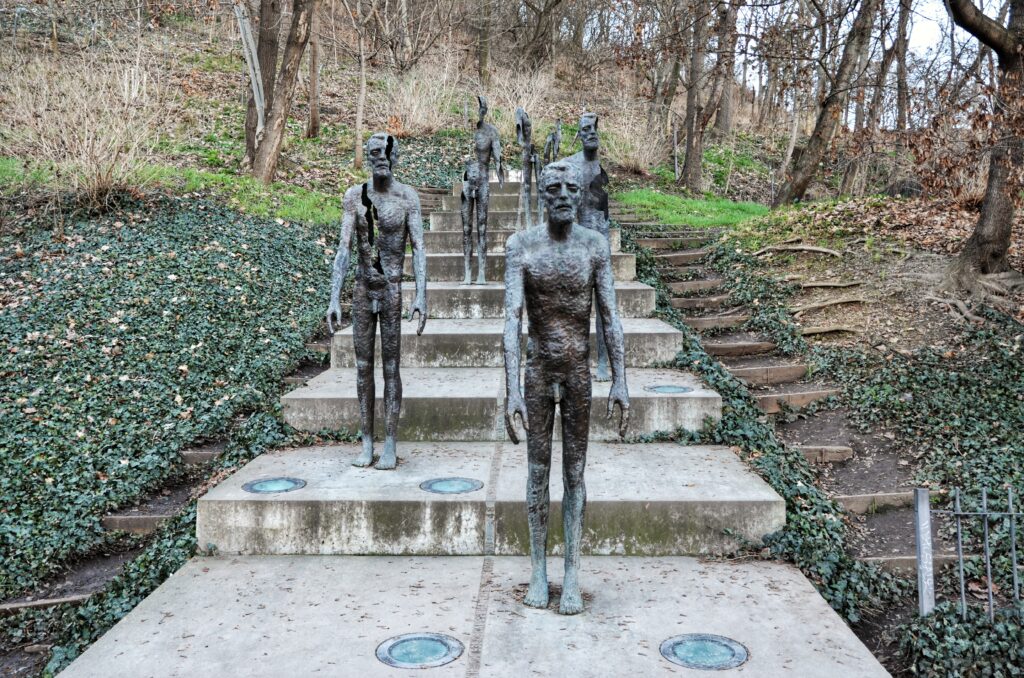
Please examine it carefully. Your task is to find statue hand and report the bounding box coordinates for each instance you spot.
[505,392,529,445]
[326,297,342,335]
[407,296,427,336]
[607,381,629,438]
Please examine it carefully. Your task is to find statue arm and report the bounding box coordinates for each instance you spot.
[594,244,629,436]
[492,135,505,188]
[327,190,357,334]
[406,187,428,335]
[503,236,528,443]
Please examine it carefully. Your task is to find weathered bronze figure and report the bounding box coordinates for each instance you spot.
[565,112,613,381]
[326,133,427,470]
[539,118,562,224]
[515,107,540,230]
[462,95,504,284]
[503,160,629,615]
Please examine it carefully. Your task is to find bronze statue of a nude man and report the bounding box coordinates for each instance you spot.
[462,95,504,285]
[503,160,629,615]
[326,133,427,470]
[565,112,613,381]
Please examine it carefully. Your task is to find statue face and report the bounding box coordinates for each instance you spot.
[366,136,393,180]
[478,96,488,120]
[579,114,599,152]
[541,162,582,224]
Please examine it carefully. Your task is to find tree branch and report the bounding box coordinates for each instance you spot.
[946,0,1015,58]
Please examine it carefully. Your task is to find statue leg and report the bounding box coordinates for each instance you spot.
[351,286,377,467]
[476,181,489,284]
[462,195,473,285]
[523,362,556,609]
[376,283,403,470]
[558,366,591,615]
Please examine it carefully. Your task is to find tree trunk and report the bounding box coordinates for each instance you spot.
[774,0,882,206]
[478,0,490,86]
[306,3,320,139]
[713,1,740,135]
[680,3,707,192]
[252,0,315,183]
[246,0,283,164]
[353,30,367,169]
[895,0,911,131]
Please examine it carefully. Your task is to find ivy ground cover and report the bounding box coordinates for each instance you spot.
[0,198,333,596]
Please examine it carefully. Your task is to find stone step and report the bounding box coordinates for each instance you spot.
[424,227,621,253]
[794,445,854,463]
[181,442,225,466]
[197,442,784,556]
[703,339,776,357]
[281,367,721,439]
[836,491,915,514]
[407,252,636,282]
[58,555,889,678]
[859,553,959,572]
[683,315,749,331]
[440,193,524,211]
[655,249,710,266]
[755,387,841,414]
[668,278,723,295]
[330,318,683,369]
[453,181,521,196]
[429,210,521,230]
[670,294,730,311]
[726,362,809,386]
[101,514,171,535]
[635,236,716,250]
[397,281,654,319]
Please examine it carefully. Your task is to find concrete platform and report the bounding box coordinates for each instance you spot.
[440,193,523,211]
[398,281,654,319]
[280,368,721,439]
[424,228,621,252]
[330,318,684,369]
[196,442,783,556]
[407,252,636,281]
[453,180,520,195]
[59,555,890,678]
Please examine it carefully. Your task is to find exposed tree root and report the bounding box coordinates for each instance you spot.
[800,280,863,289]
[924,295,986,324]
[791,296,867,318]
[800,325,861,335]
[754,244,843,258]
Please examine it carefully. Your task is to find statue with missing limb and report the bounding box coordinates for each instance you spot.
[565,112,613,381]
[503,160,629,615]
[515,107,541,230]
[326,133,427,470]
[539,118,562,224]
[462,95,504,284]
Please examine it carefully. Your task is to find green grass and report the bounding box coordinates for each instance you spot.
[614,188,768,228]
[0,157,53,192]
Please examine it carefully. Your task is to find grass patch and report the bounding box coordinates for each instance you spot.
[0,197,335,597]
[614,188,768,228]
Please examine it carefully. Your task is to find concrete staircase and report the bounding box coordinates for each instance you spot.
[61,182,890,677]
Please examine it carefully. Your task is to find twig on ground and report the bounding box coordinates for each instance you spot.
[754,244,842,258]
[800,280,863,289]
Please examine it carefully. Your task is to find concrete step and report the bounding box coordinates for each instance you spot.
[59,555,889,678]
[197,442,784,556]
[669,278,723,295]
[836,491,915,514]
[424,227,621,253]
[430,210,521,230]
[407,252,636,282]
[670,294,730,311]
[330,318,683,369]
[181,442,225,466]
[453,180,521,196]
[440,193,523,211]
[398,281,654,319]
[281,367,721,439]
[635,236,716,250]
[655,249,710,266]
[755,387,841,414]
[795,445,854,463]
[683,314,749,331]
[860,553,959,572]
[101,514,171,535]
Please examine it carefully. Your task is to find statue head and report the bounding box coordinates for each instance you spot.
[366,132,399,180]
[540,160,582,226]
[577,112,599,152]
[477,95,488,123]
[515,107,532,146]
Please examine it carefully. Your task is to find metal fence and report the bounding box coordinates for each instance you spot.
[915,487,1021,619]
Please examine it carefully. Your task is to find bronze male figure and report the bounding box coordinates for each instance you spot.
[565,112,613,381]
[515,107,541,230]
[503,160,629,615]
[463,95,504,285]
[327,133,427,470]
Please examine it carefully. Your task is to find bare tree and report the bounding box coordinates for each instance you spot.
[244,0,284,166]
[340,0,378,170]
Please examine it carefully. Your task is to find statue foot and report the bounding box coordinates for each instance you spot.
[558,572,584,615]
[352,439,374,468]
[475,272,486,285]
[461,273,472,285]
[594,363,612,382]
[523,571,549,609]
[376,438,398,470]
